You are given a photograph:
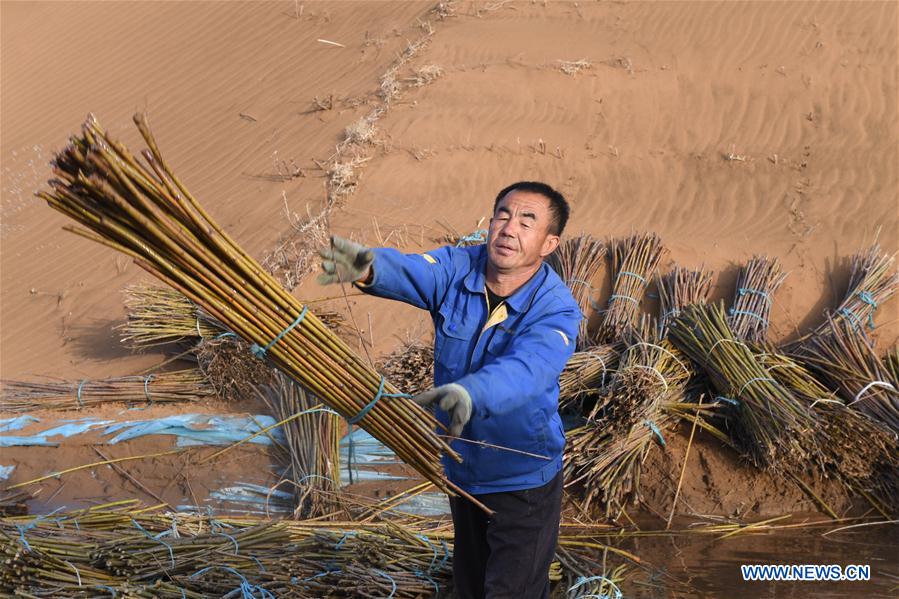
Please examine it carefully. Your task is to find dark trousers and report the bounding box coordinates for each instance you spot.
[449,470,563,599]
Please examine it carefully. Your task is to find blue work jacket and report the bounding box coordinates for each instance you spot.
[359,244,580,494]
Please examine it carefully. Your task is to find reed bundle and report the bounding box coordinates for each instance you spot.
[260,373,343,519]
[38,114,466,504]
[549,234,607,347]
[558,343,620,412]
[756,348,899,513]
[827,245,897,335]
[2,504,638,598]
[121,284,344,349]
[790,318,899,435]
[596,233,666,343]
[0,369,213,413]
[657,266,713,337]
[565,320,690,513]
[728,256,786,344]
[668,303,817,469]
[1,509,451,597]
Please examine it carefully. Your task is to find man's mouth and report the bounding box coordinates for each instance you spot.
[494,243,515,255]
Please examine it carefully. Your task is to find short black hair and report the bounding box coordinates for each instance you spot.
[493,181,569,236]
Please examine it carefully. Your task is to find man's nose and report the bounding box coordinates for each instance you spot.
[499,219,518,236]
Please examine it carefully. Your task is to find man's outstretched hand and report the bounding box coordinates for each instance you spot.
[413,383,472,437]
[317,235,374,285]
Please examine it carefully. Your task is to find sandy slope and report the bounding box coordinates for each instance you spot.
[1,1,897,514]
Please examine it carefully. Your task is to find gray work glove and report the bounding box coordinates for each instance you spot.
[413,383,472,437]
[317,235,374,285]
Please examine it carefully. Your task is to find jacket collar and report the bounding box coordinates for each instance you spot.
[462,245,547,313]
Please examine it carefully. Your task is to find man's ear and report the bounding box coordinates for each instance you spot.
[540,234,560,258]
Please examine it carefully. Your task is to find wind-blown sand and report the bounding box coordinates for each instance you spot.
[1,1,897,517]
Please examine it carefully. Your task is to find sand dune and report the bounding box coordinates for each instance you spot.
[1,0,896,516]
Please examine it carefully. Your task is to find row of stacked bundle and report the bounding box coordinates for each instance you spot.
[551,233,898,517]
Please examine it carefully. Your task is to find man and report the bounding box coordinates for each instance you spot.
[318,181,580,598]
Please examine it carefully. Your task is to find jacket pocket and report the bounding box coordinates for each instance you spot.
[466,406,549,484]
[434,304,477,381]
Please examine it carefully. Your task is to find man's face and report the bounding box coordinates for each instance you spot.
[486,190,560,274]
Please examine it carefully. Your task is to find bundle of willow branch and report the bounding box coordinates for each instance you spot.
[756,348,899,514]
[554,547,627,599]
[657,266,713,337]
[565,319,690,513]
[0,369,213,413]
[375,339,434,397]
[728,256,786,344]
[1,510,452,598]
[596,233,666,343]
[260,372,343,520]
[548,234,607,348]
[558,343,621,413]
[38,114,466,504]
[2,504,639,598]
[120,284,344,349]
[790,318,899,435]
[668,302,817,469]
[795,245,897,343]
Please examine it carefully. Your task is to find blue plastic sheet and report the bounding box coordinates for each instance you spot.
[0,414,283,448]
[0,415,39,432]
[103,414,284,446]
[0,465,16,481]
[0,436,58,447]
[210,483,294,513]
[0,417,111,447]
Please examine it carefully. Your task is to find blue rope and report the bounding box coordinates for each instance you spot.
[216,331,237,340]
[569,574,623,599]
[297,567,342,583]
[415,570,440,593]
[438,539,450,570]
[128,374,156,411]
[417,534,438,571]
[838,307,863,331]
[345,377,411,484]
[94,585,118,597]
[644,420,665,447]
[373,569,397,598]
[715,395,740,406]
[334,531,355,550]
[76,379,87,408]
[728,308,767,325]
[617,270,647,284]
[608,294,638,306]
[857,291,878,329]
[737,287,771,303]
[143,374,154,405]
[210,518,240,555]
[15,508,64,551]
[251,306,308,359]
[190,566,274,599]
[250,556,265,573]
[132,519,175,568]
[456,228,488,247]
